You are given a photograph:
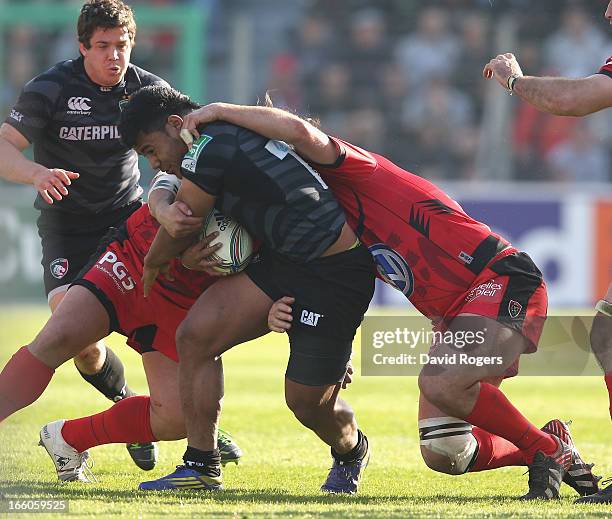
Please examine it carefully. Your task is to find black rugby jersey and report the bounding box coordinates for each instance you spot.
[181,122,346,263]
[5,56,168,215]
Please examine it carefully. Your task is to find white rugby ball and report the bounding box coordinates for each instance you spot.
[202,209,254,274]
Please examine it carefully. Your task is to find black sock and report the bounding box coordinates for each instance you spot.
[183,446,221,477]
[332,430,368,464]
[77,347,135,402]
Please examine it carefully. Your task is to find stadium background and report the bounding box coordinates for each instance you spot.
[0,0,611,308]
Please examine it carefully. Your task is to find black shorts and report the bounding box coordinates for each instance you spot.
[38,201,142,299]
[246,244,375,386]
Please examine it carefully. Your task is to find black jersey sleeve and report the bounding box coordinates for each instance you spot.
[4,67,64,143]
[129,64,171,89]
[180,124,239,196]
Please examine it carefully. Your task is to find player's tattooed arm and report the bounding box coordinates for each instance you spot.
[0,123,79,204]
[181,103,340,165]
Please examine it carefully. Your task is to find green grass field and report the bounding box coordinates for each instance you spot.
[0,306,611,518]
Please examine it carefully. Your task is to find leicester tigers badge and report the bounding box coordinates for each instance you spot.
[50,258,69,279]
[508,299,522,318]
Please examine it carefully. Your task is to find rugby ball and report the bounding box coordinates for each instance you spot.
[202,209,254,274]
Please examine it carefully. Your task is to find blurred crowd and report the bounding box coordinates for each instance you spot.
[1,0,611,182]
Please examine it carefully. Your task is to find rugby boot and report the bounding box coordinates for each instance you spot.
[218,428,243,466]
[39,420,95,482]
[321,434,370,494]
[126,442,158,471]
[541,419,600,496]
[139,465,222,491]
[576,479,612,504]
[520,436,573,500]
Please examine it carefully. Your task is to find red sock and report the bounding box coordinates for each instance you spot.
[0,347,54,422]
[605,374,612,420]
[61,395,156,453]
[465,383,557,464]
[470,426,527,471]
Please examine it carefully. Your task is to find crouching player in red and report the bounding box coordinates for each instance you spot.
[0,173,244,482]
[182,102,599,500]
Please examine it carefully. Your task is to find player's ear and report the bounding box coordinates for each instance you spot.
[167,115,184,130]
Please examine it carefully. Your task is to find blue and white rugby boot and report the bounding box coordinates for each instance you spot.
[321,433,370,494]
[138,465,222,491]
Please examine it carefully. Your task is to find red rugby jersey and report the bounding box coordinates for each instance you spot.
[316,138,511,319]
[121,204,215,308]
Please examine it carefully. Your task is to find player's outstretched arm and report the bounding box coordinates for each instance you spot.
[483,53,612,116]
[181,103,340,165]
[0,123,79,204]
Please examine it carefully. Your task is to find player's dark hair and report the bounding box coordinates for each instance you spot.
[119,85,200,148]
[78,0,137,49]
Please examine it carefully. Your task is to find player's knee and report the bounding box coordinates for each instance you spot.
[74,342,105,365]
[175,319,215,360]
[285,393,326,429]
[419,417,478,475]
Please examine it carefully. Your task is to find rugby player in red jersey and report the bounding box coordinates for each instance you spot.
[0,174,243,482]
[181,102,598,500]
[484,0,612,504]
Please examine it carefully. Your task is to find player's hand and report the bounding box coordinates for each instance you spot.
[156,200,204,238]
[180,231,225,275]
[34,167,80,204]
[483,53,523,89]
[341,363,354,389]
[142,259,171,297]
[181,103,223,144]
[268,296,295,333]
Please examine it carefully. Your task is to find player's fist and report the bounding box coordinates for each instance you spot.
[34,167,80,204]
[483,53,523,89]
[268,296,295,333]
[157,200,204,239]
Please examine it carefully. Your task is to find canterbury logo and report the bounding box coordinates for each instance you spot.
[67,97,91,111]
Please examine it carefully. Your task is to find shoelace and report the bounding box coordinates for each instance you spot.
[601,477,612,488]
[65,451,97,483]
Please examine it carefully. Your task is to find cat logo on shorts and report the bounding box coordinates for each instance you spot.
[50,258,69,280]
[508,300,522,318]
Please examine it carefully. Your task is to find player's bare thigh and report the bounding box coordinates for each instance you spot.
[176,272,272,360]
[418,313,530,417]
[142,351,185,440]
[30,285,110,369]
[49,288,106,373]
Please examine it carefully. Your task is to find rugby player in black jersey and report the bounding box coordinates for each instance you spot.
[0,0,173,470]
[119,85,376,493]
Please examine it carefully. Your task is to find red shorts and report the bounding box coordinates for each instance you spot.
[72,232,215,362]
[441,248,548,376]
